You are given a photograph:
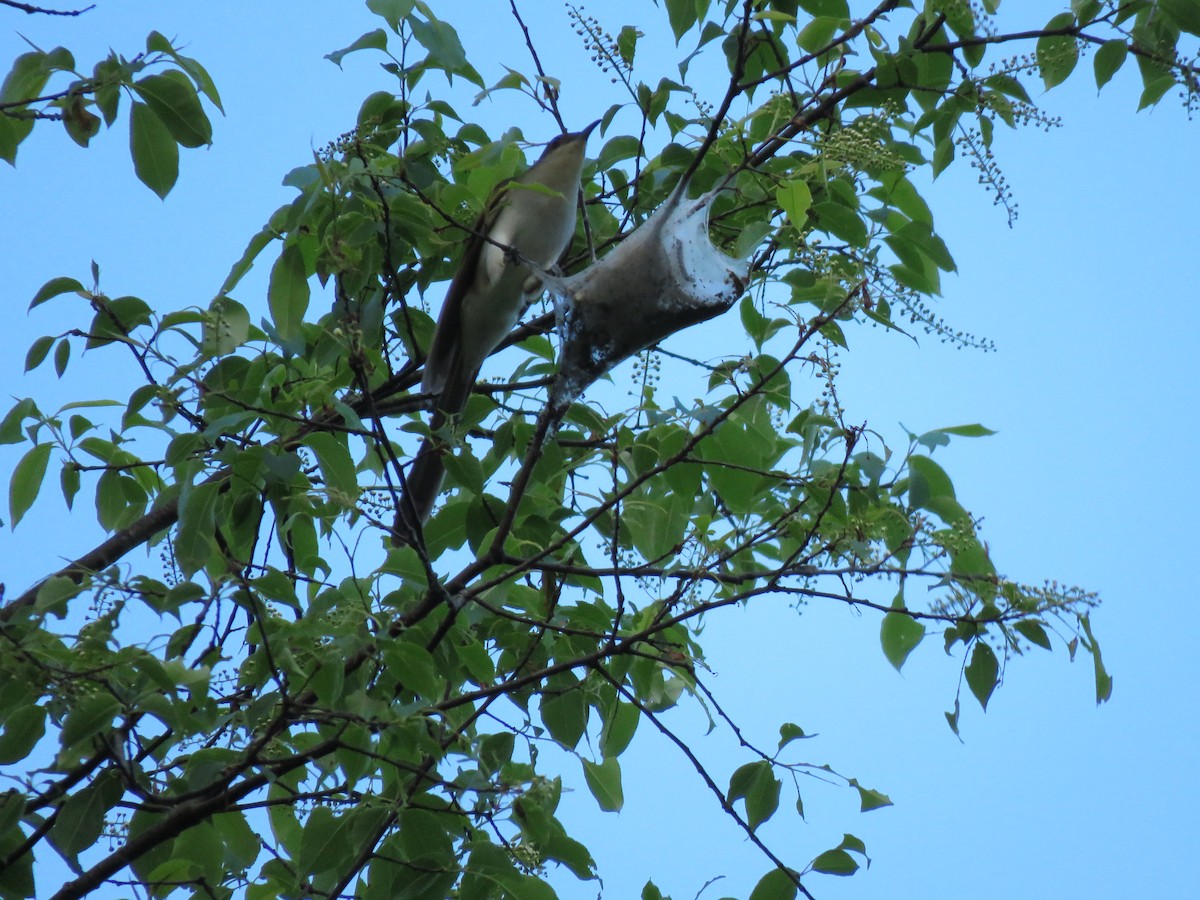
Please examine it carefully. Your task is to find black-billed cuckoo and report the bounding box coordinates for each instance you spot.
[393,120,599,546]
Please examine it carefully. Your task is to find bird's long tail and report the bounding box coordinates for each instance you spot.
[390,358,477,547]
[391,433,446,547]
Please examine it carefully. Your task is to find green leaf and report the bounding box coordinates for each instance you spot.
[965,640,1000,710]
[461,839,530,900]
[0,826,35,897]
[541,688,587,750]
[52,771,122,854]
[838,832,867,855]
[61,693,120,750]
[1037,13,1079,89]
[9,442,52,526]
[945,698,961,737]
[599,699,639,758]
[325,28,389,67]
[1013,619,1052,651]
[596,134,642,170]
[367,0,416,31]
[397,808,454,866]
[938,423,996,438]
[728,761,781,831]
[60,461,81,509]
[202,296,251,357]
[63,94,102,147]
[776,179,812,229]
[29,275,84,309]
[86,295,153,348]
[0,110,27,164]
[1138,74,1177,110]
[303,432,359,503]
[983,73,1032,105]
[812,200,867,245]
[409,15,480,85]
[749,868,799,900]
[220,226,275,294]
[0,790,23,834]
[479,732,515,775]
[907,454,955,511]
[175,481,220,577]
[160,45,225,113]
[852,781,893,812]
[880,600,924,671]
[35,575,81,617]
[296,806,355,878]
[384,640,442,699]
[214,811,259,871]
[581,757,624,812]
[457,638,496,684]
[130,101,179,198]
[666,0,699,42]
[24,335,54,372]
[778,722,811,749]
[0,704,46,764]
[0,398,36,445]
[0,50,46,103]
[797,16,840,54]
[132,70,212,147]
[1080,615,1113,704]
[1160,0,1200,36]
[268,243,310,343]
[1093,40,1127,89]
[617,25,640,66]
[810,848,859,876]
[54,339,70,376]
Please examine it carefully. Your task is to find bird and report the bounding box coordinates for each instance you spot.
[392,120,599,547]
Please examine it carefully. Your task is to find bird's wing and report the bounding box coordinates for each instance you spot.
[420,183,513,398]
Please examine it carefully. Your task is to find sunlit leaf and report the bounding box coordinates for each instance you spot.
[749,867,799,899]
[965,640,1000,710]
[9,442,52,526]
[268,242,310,344]
[582,757,624,811]
[1037,13,1079,89]
[810,848,859,876]
[130,101,179,198]
[880,601,924,671]
[1093,40,1127,89]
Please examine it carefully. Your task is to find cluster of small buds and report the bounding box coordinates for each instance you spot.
[102,814,128,851]
[567,3,632,85]
[944,0,998,41]
[997,98,1062,133]
[1169,50,1200,119]
[320,127,364,161]
[629,348,662,396]
[956,125,1019,228]
[609,545,640,569]
[1030,578,1101,610]
[877,275,996,352]
[211,666,239,695]
[820,109,908,173]
[813,341,844,420]
[159,541,180,585]
[86,583,116,620]
[987,51,1046,80]
[510,839,546,874]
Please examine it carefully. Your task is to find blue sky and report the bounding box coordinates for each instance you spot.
[2,2,1198,898]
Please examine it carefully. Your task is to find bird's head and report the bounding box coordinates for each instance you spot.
[525,119,600,185]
